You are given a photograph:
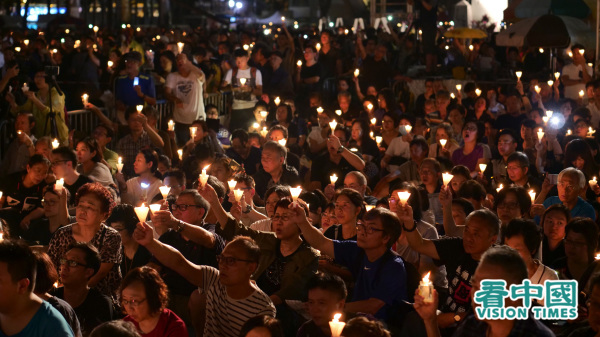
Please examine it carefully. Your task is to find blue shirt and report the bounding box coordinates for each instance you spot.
[114,73,156,107]
[0,301,74,337]
[543,196,596,221]
[333,240,407,320]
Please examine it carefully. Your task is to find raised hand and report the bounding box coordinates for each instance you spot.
[133,221,154,246]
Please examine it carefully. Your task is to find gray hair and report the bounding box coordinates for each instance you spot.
[558,167,585,190]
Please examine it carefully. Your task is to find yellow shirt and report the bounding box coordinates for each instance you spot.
[13,87,68,144]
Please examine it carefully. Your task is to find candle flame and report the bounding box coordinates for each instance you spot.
[333,313,342,321]
[423,271,431,283]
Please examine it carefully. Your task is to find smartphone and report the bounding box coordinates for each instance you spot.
[133,77,139,86]
[548,174,558,184]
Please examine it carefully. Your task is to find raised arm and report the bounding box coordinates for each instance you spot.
[133,221,204,285]
[439,185,464,237]
[289,202,335,257]
[395,204,440,260]
[150,209,216,248]
[328,134,365,171]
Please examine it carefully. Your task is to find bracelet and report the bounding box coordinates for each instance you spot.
[402,220,418,232]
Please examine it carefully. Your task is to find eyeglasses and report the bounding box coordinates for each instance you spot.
[42,199,57,207]
[271,214,291,222]
[356,222,385,235]
[171,204,201,211]
[216,255,254,266]
[59,258,88,268]
[506,165,524,171]
[121,298,147,308]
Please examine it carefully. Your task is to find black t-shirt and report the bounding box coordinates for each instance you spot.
[120,245,152,277]
[52,287,114,337]
[300,62,323,92]
[310,152,361,190]
[542,237,566,267]
[0,171,46,213]
[46,295,82,337]
[324,225,357,241]
[256,241,308,296]
[361,56,391,90]
[65,175,94,206]
[318,48,341,79]
[23,217,74,246]
[432,237,479,314]
[225,146,262,176]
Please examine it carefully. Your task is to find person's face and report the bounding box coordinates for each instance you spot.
[575,121,589,138]
[75,194,107,228]
[334,195,359,225]
[424,81,433,94]
[410,144,427,163]
[218,244,255,286]
[462,122,478,143]
[268,130,285,143]
[543,210,567,242]
[207,107,219,120]
[448,109,463,125]
[497,134,516,157]
[374,46,386,61]
[451,204,467,227]
[264,192,281,218]
[35,142,51,159]
[121,281,151,322]
[127,112,144,133]
[173,194,204,225]
[92,127,110,147]
[530,111,542,125]
[436,96,450,110]
[271,206,300,240]
[192,124,205,141]
[496,192,522,225]
[505,235,532,263]
[110,220,132,244]
[520,126,533,141]
[261,149,283,175]
[318,113,330,128]
[561,102,573,118]
[231,138,249,157]
[338,80,349,92]
[159,55,172,71]
[587,285,600,332]
[163,176,182,197]
[382,115,395,131]
[42,191,60,218]
[309,97,320,108]
[507,161,528,183]
[15,115,31,134]
[557,175,580,204]
[366,86,377,97]
[356,217,388,250]
[377,95,387,110]
[269,55,282,69]
[235,55,249,69]
[338,97,350,112]
[344,174,366,196]
[450,174,467,193]
[28,162,49,185]
[419,163,438,185]
[564,231,589,261]
[321,207,337,232]
[133,153,152,175]
[351,123,362,141]
[276,106,288,123]
[303,48,315,62]
[33,71,47,88]
[435,128,448,142]
[462,218,496,256]
[307,288,344,328]
[125,59,140,75]
[474,98,486,112]
[209,164,229,184]
[75,143,95,165]
[59,248,93,286]
[245,327,272,337]
[572,156,585,170]
[320,33,330,45]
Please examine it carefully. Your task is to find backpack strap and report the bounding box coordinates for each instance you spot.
[232,68,238,84]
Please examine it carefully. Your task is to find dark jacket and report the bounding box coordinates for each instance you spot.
[253,164,302,199]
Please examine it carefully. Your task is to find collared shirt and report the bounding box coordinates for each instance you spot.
[116,131,153,178]
[543,196,596,221]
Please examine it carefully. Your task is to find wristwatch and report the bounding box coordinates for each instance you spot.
[337,146,345,154]
[242,204,252,214]
[174,220,185,233]
[402,220,418,232]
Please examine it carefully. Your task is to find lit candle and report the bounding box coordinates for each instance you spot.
[199,165,210,188]
[537,128,544,143]
[528,190,536,204]
[316,43,321,52]
[22,83,28,92]
[546,110,553,118]
[159,186,170,199]
[297,60,302,67]
[136,105,143,113]
[93,26,99,33]
[16,130,21,135]
[567,129,572,136]
[329,120,337,131]
[240,78,247,86]
[590,177,598,189]
[317,107,324,114]
[330,174,338,185]
[367,103,373,111]
[52,138,60,149]
[107,60,113,68]
[456,84,462,91]
[117,156,124,173]
[554,72,560,80]
[227,179,237,190]
[365,205,375,211]
[24,39,29,46]
[335,109,342,116]
[354,68,360,77]
[450,93,455,99]
[397,191,411,205]
[376,136,382,146]
[369,131,374,138]
[233,189,244,202]
[496,184,504,193]
[260,110,268,119]
[418,271,434,303]
[177,42,184,53]
[579,90,585,98]
[281,16,285,21]
[539,48,544,53]
[168,120,175,131]
[329,313,345,337]
[290,186,302,201]
[442,173,453,187]
[542,116,549,125]
[15,47,20,53]
[189,126,197,139]
[82,93,88,106]
[134,203,150,222]
[278,139,287,146]
[149,204,161,214]
[55,178,64,191]
[141,182,149,201]
[260,127,268,138]
[53,281,59,288]
[596,253,600,260]
[589,127,596,137]
[479,163,487,172]
[439,139,447,147]
[243,44,249,51]
[370,117,377,125]
[580,49,585,55]
[405,125,412,133]
[252,122,260,130]
[274,97,281,106]
[547,80,554,87]
[515,71,522,80]
[534,85,541,94]
[475,88,481,96]
[469,44,473,51]
[177,149,183,160]
[568,51,573,58]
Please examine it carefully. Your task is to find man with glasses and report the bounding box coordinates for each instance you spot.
[133,225,275,337]
[290,205,406,322]
[533,167,596,221]
[343,171,378,205]
[505,152,541,193]
[52,242,114,336]
[149,189,225,333]
[253,141,301,200]
[51,147,92,206]
[483,129,518,188]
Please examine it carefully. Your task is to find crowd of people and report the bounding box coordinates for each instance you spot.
[1,9,600,337]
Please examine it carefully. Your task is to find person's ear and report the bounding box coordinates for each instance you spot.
[84,268,95,280]
[16,278,30,294]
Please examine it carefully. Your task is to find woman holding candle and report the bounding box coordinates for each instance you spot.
[379,112,399,149]
[118,149,163,206]
[428,123,459,160]
[47,182,122,299]
[451,120,491,174]
[75,137,114,189]
[121,266,188,337]
[350,119,380,164]
[323,189,363,241]
[181,120,224,164]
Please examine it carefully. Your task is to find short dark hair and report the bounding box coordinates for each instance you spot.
[90,321,141,337]
[233,48,249,58]
[0,240,37,292]
[450,165,471,180]
[106,204,139,236]
[263,140,287,161]
[467,208,500,237]
[67,242,102,277]
[238,315,283,337]
[363,207,402,249]
[264,185,291,201]
[458,180,486,201]
[333,188,365,217]
[77,137,103,163]
[507,152,529,168]
[33,251,58,294]
[452,198,475,216]
[306,272,347,301]
[566,217,599,262]
[139,148,159,174]
[52,146,78,167]
[480,245,528,285]
[207,176,226,199]
[503,219,542,256]
[493,186,532,216]
[227,236,261,263]
[410,138,429,154]
[231,129,249,144]
[94,124,114,139]
[234,172,256,189]
[120,267,169,315]
[541,204,571,227]
[163,170,186,188]
[497,129,517,142]
[178,190,210,219]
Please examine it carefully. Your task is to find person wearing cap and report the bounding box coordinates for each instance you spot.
[115,51,156,124]
[265,50,293,98]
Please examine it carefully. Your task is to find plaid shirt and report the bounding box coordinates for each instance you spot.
[117,131,153,178]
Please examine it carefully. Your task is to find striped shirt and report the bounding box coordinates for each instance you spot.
[201,266,275,337]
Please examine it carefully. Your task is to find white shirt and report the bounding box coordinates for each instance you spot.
[123,177,163,206]
[562,63,593,100]
[385,136,411,172]
[307,126,326,148]
[224,68,263,110]
[166,71,205,124]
